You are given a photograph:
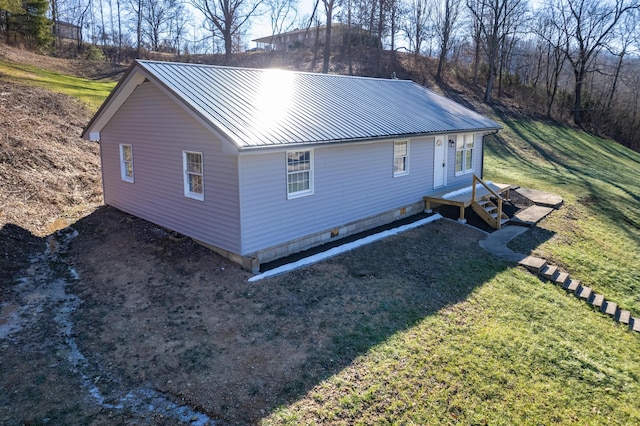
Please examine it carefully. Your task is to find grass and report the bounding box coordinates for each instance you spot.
[263,115,640,424]
[486,117,640,314]
[0,59,115,111]
[6,56,639,423]
[265,267,640,424]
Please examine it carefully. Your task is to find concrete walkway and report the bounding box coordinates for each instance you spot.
[479,225,530,262]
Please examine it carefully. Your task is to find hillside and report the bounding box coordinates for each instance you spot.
[1,48,639,424]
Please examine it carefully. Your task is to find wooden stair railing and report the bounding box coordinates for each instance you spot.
[471,175,509,229]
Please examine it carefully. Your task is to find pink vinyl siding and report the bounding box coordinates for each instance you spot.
[100,82,241,253]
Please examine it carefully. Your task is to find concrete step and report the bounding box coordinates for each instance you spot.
[553,271,570,286]
[540,264,558,280]
[616,309,631,325]
[518,256,547,274]
[512,205,555,226]
[601,301,618,316]
[630,317,640,332]
[588,293,605,308]
[563,278,580,292]
[574,285,592,300]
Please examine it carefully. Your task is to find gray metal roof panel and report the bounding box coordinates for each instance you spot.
[136,60,501,148]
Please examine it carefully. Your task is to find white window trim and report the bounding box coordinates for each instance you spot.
[119,144,134,183]
[286,149,314,199]
[393,140,409,177]
[455,134,475,176]
[183,151,204,201]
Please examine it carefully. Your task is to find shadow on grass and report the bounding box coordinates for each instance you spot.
[2,206,543,424]
[487,116,640,240]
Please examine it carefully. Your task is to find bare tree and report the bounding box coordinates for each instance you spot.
[321,0,336,73]
[434,0,462,79]
[266,0,298,43]
[467,0,527,103]
[402,0,431,58]
[533,11,568,117]
[191,0,263,64]
[551,0,640,126]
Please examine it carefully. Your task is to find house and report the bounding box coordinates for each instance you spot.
[251,24,373,51]
[82,60,501,272]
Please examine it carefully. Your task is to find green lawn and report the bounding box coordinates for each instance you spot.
[487,118,640,314]
[264,115,640,424]
[0,59,115,111]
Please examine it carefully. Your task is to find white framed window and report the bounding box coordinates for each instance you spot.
[119,144,134,182]
[287,150,313,199]
[183,151,204,201]
[393,140,409,176]
[455,134,475,175]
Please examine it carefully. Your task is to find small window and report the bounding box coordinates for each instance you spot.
[119,144,134,182]
[455,134,475,175]
[287,150,313,198]
[183,151,204,200]
[393,140,409,176]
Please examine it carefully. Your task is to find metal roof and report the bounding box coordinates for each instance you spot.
[129,60,501,149]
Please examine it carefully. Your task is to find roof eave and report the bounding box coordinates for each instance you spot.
[235,126,502,152]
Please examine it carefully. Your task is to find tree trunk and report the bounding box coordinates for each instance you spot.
[573,67,584,126]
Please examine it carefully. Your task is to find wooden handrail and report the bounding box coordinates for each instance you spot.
[472,174,505,229]
[472,174,503,203]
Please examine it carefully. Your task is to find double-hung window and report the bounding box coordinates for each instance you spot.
[287,150,313,199]
[119,144,134,182]
[393,140,409,176]
[455,134,475,175]
[183,151,204,200]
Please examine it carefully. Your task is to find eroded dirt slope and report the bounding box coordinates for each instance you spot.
[0,79,102,283]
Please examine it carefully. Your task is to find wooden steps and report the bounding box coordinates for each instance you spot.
[517,257,639,333]
[472,197,509,230]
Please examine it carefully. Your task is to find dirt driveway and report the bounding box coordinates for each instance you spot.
[1,206,500,425]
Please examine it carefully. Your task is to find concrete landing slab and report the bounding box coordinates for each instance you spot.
[515,188,564,208]
[512,205,555,226]
[518,255,547,273]
[630,317,640,332]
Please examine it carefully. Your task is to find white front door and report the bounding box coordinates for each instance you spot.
[434,136,446,188]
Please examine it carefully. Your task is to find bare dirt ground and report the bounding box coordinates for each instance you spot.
[2,205,493,425]
[0,71,503,424]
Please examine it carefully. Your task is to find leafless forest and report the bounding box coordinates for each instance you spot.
[3,0,640,151]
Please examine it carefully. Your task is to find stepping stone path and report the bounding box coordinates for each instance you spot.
[518,255,639,333]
